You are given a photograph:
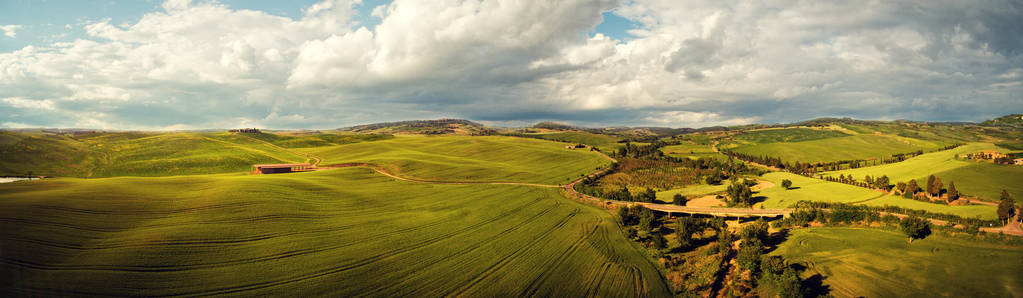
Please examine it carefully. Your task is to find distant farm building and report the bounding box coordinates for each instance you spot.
[253,163,311,174]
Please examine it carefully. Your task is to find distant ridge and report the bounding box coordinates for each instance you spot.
[340,118,494,135]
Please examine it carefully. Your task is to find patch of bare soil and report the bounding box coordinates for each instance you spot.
[751,180,774,191]
[688,195,726,208]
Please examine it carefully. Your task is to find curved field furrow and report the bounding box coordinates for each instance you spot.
[440,208,582,297]
[168,202,564,296]
[518,218,604,297]
[1,165,670,297]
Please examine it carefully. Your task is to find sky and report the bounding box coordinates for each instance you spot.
[0,0,1020,130]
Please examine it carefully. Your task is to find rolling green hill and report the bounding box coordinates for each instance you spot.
[772,228,1023,297]
[522,131,624,151]
[238,131,393,148]
[755,172,996,219]
[298,136,610,185]
[0,131,103,177]
[724,133,949,164]
[0,168,670,296]
[80,132,308,177]
[825,143,1022,202]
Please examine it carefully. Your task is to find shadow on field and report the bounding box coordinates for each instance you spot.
[786,187,802,190]
[801,273,832,297]
[762,229,790,254]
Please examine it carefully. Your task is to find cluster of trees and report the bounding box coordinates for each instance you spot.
[726,179,757,207]
[993,156,1018,165]
[778,201,999,229]
[579,185,661,203]
[733,220,807,297]
[720,144,961,176]
[615,141,669,159]
[229,128,262,133]
[823,174,892,191]
[894,175,960,203]
[672,193,688,206]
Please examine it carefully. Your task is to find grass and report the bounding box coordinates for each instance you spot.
[755,172,885,209]
[856,195,997,220]
[239,132,394,148]
[523,131,624,151]
[0,168,671,296]
[654,183,728,203]
[660,142,723,160]
[0,131,103,177]
[0,131,309,177]
[825,143,1022,202]
[297,136,610,185]
[725,134,948,163]
[771,228,1023,297]
[733,128,849,143]
[81,132,308,177]
[755,172,997,219]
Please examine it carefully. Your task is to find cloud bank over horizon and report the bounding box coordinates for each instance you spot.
[1,0,1020,130]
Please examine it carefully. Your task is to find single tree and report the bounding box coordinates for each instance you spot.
[931,177,943,198]
[900,216,931,240]
[926,175,937,196]
[672,193,688,206]
[946,181,959,202]
[675,217,700,249]
[906,179,920,195]
[997,190,1017,224]
[781,179,793,190]
[651,232,667,249]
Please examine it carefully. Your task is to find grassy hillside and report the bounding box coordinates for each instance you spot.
[239,132,393,148]
[756,172,885,208]
[0,131,103,177]
[772,228,1023,297]
[660,142,722,160]
[856,195,997,220]
[0,131,311,178]
[725,134,948,163]
[299,136,610,185]
[826,143,1022,202]
[79,132,307,177]
[522,131,624,151]
[0,168,671,296]
[755,172,996,218]
[732,128,849,143]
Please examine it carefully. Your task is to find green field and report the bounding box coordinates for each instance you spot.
[0,131,103,177]
[83,133,308,177]
[755,172,885,208]
[660,142,722,160]
[655,183,729,203]
[857,195,997,220]
[725,133,947,163]
[772,228,1023,297]
[755,172,997,219]
[826,143,1022,202]
[239,132,393,148]
[0,131,311,177]
[0,168,670,296]
[523,131,624,151]
[298,136,610,184]
[733,128,850,143]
